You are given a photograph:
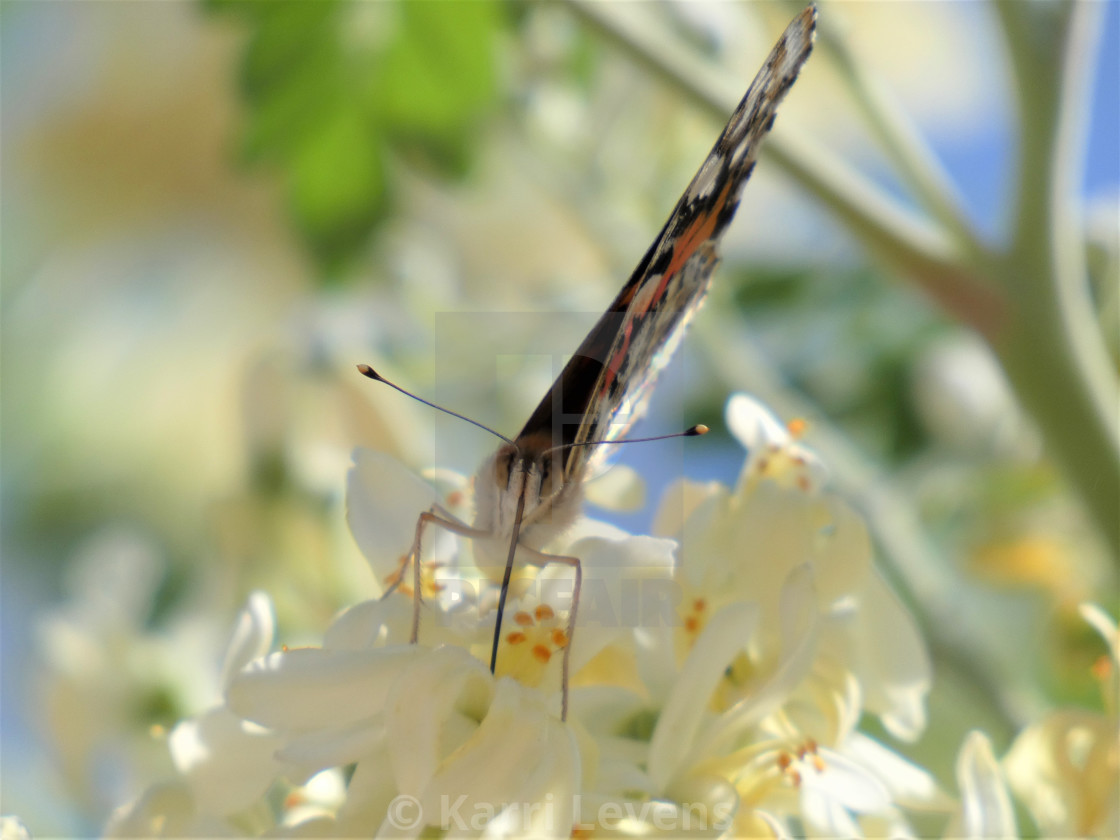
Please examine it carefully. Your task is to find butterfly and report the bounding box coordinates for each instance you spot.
[360,5,816,720]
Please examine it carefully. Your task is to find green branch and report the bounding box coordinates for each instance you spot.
[993,0,1120,559]
[815,14,989,263]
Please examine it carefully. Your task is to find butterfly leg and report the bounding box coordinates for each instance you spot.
[519,546,582,723]
[404,509,584,723]
[405,506,492,643]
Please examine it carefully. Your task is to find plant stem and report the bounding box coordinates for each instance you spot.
[994,0,1119,560]
[816,12,989,263]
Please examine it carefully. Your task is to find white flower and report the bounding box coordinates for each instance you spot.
[0,817,32,840]
[225,642,582,837]
[725,393,828,494]
[639,395,933,835]
[103,591,283,834]
[1003,605,1119,838]
[946,731,1017,839]
[35,528,227,817]
[346,448,461,598]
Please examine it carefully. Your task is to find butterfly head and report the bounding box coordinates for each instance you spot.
[472,431,582,561]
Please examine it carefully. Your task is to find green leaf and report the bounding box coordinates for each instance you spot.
[374,0,498,130]
[289,101,385,274]
[239,1,341,97]
[204,0,503,276]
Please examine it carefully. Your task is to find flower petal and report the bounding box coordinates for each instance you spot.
[103,781,198,838]
[347,449,453,583]
[802,748,892,814]
[948,731,1016,839]
[219,590,275,691]
[169,706,284,815]
[227,646,424,730]
[334,749,400,836]
[585,464,646,512]
[323,598,408,650]
[801,784,864,838]
[417,678,580,837]
[385,646,495,794]
[274,717,386,771]
[1004,707,1117,837]
[850,572,931,741]
[0,818,32,840]
[843,732,950,809]
[1078,603,1118,661]
[694,563,820,756]
[648,601,760,789]
[727,393,790,452]
[652,478,723,540]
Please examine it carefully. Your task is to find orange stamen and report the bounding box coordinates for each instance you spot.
[535,604,555,621]
[1091,655,1112,680]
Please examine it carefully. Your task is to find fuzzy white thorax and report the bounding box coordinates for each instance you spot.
[470,442,584,577]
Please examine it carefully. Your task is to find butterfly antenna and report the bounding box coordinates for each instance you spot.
[357,364,515,446]
[541,424,708,458]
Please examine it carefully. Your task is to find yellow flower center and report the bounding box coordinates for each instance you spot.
[383,553,443,600]
[682,597,708,640]
[494,604,568,688]
[750,441,814,492]
[775,739,826,787]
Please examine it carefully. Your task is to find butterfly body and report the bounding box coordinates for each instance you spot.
[470,441,580,575]
[468,243,721,575]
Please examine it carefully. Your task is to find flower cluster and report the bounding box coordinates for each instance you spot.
[105,395,938,836]
[104,394,1112,838]
[945,604,1119,839]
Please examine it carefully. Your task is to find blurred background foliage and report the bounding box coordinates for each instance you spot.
[1,0,1116,835]
[203,0,504,273]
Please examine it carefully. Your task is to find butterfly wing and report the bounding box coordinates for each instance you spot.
[516,6,817,482]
